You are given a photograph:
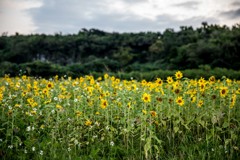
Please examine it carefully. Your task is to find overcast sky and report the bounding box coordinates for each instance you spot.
[0,0,240,35]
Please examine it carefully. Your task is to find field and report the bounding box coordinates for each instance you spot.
[1,72,240,159]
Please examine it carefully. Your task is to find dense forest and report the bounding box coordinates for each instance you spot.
[0,22,240,78]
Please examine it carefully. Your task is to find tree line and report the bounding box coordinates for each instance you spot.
[0,22,240,77]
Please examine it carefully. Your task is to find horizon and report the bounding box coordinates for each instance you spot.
[1,22,239,36]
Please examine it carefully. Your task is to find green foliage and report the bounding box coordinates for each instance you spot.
[19,61,67,77]
[0,24,240,77]
[0,61,19,76]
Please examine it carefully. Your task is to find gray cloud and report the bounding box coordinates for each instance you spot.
[26,0,221,34]
[28,0,105,33]
[231,1,240,6]
[220,8,240,19]
[173,1,200,9]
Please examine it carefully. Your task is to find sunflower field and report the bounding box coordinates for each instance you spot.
[1,72,240,159]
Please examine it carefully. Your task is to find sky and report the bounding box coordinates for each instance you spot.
[0,0,240,35]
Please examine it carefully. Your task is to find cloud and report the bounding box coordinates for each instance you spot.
[0,0,42,34]
[29,0,213,34]
[1,0,238,35]
[220,8,240,19]
[173,1,200,9]
[231,1,240,6]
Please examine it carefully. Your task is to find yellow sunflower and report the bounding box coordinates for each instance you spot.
[150,111,157,117]
[167,76,174,84]
[142,93,151,103]
[85,119,92,126]
[220,87,228,97]
[176,96,184,106]
[100,99,108,109]
[175,71,183,80]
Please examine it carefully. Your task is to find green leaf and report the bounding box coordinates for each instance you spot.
[161,120,166,127]
[199,120,205,127]
[153,136,162,145]
[144,137,151,159]
[174,127,179,133]
[222,121,229,128]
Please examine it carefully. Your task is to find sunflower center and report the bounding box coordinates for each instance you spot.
[221,89,226,94]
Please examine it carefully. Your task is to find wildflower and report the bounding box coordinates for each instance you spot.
[226,78,232,85]
[142,93,151,103]
[56,104,63,110]
[74,139,79,145]
[190,96,196,103]
[31,110,37,115]
[40,125,45,129]
[110,141,114,146]
[26,126,31,132]
[220,87,228,97]
[46,82,54,89]
[150,111,157,117]
[115,78,120,83]
[0,92,3,101]
[209,76,216,83]
[42,88,49,95]
[95,111,100,115]
[8,145,13,149]
[156,97,163,103]
[199,82,206,92]
[14,104,21,108]
[32,147,35,152]
[155,78,163,86]
[167,76,174,84]
[198,77,205,84]
[174,88,181,94]
[141,80,147,86]
[104,74,109,80]
[100,99,108,109]
[176,96,184,106]
[85,119,92,126]
[236,88,240,94]
[211,94,217,100]
[95,121,100,126]
[142,109,147,115]
[27,98,34,104]
[75,111,82,117]
[230,94,237,108]
[97,77,102,81]
[175,71,183,80]
[197,100,204,108]
[44,100,51,104]
[39,150,43,155]
[111,76,115,81]
[130,84,137,91]
[127,102,131,108]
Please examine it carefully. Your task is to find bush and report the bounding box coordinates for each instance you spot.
[19,61,67,77]
[0,61,19,76]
